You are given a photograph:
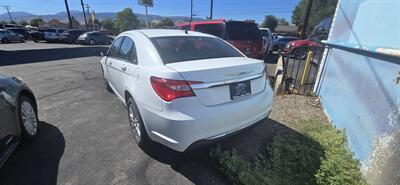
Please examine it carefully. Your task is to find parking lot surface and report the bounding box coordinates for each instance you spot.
[0,42,279,185]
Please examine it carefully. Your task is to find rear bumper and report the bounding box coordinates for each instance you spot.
[138,80,274,152]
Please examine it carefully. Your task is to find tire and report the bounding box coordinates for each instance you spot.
[293,47,308,60]
[2,38,9,43]
[127,97,151,148]
[18,95,39,142]
[89,39,95,45]
[104,78,113,93]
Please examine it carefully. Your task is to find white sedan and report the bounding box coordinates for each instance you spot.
[100,29,273,152]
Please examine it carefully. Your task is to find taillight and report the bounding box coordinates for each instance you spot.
[150,76,202,102]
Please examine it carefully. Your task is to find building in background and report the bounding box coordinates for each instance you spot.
[314,0,400,184]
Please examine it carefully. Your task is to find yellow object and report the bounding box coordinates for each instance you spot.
[301,50,313,85]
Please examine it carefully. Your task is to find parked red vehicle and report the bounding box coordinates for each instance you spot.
[284,17,333,59]
[177,19,264,59]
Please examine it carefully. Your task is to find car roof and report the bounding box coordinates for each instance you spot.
[128,29,216,38]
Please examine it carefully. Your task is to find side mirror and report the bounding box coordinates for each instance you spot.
[100,51,105,57]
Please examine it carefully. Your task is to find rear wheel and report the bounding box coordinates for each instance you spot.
[2,38,9,43]
[127,97,150,148]
[18,95,39,142]
[89,39,95,45]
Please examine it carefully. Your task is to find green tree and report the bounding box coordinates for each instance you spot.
[292,0,337,33]
[277,18,289,26]
[30,17,44,27]
[101,18,115,31]
[151,18,174,28]
[115,8,140,32]
[260,15,278,32]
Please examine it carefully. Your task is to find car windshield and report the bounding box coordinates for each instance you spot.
[151,36,243,64]
[277,37,298,42]
[226,22,261,40]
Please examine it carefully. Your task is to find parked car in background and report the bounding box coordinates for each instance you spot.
[44,28,65,42]
[0,29,25,43]
[177,19,264,59]
[0,76,39,167]
[101,29,273,152]
[284,17,333,59]
[30,28,46,42]
[6,28,31,40]
[61,29,86,44]
[271,36,298,54]
[76,31,113,45]
[259,28,273,55]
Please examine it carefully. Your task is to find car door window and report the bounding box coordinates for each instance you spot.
[108,37,124,58]
[119,37,137,64]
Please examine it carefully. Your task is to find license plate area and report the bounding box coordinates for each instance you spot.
[229,80,251,100]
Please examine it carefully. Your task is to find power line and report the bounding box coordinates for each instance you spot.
[2,5,13,22]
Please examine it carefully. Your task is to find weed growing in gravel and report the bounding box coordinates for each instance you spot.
[210,120,367,185]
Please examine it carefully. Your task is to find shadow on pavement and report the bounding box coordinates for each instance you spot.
[0,46,108,66]
[140,118,324,185]
[0,122,65,185]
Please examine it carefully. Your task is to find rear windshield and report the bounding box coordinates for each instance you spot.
[226,22,261,40]
[151,36,243,64]
[277,37,298,42]
[194,24,223,38]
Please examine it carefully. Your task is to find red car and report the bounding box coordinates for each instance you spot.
[177,19,264,59]
[284,17,333,59]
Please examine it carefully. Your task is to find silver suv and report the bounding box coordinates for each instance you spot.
[0,29,25,43]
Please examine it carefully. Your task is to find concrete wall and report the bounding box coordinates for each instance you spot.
[316,0,400,184]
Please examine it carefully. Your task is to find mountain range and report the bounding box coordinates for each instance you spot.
[0,10,203,24]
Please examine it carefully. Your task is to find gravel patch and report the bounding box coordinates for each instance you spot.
[270,94,330,128]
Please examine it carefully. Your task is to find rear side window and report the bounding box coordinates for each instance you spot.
[119,37,137,63]
[194,24,223,38]
[151,36,243,64]
[260,30,270,37]
[226,22,261,40]
[108,37,124,58]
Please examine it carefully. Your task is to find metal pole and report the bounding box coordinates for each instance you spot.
[210,0,213,20]
[300,0,313,39]
[2,6,13,22]
[85,4,92,31]
[81,0,88,30]
[145,6,149,28]
[64,0,73,29]
[190,0,193,24]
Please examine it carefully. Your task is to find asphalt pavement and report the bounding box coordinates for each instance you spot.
[0,42,277,185]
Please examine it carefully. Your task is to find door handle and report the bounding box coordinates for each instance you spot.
[121,66,126,71]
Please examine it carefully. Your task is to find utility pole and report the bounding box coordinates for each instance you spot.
[190,0,193,24]
[2,5,13,22]
[209,0,213,20]
[300,0,314,39]
[85,4,92,31]
[80,0,88,30]
[145,6,149,28]
[64,0,73,29]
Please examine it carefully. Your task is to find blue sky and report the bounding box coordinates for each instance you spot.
[1,0,300,24]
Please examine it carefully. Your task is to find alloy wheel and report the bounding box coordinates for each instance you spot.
[128,103,141,143]
[21,101,38,136]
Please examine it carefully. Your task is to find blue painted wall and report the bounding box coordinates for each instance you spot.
[316,0,400,183]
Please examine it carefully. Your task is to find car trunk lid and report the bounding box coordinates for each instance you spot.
[166,57,266,106]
